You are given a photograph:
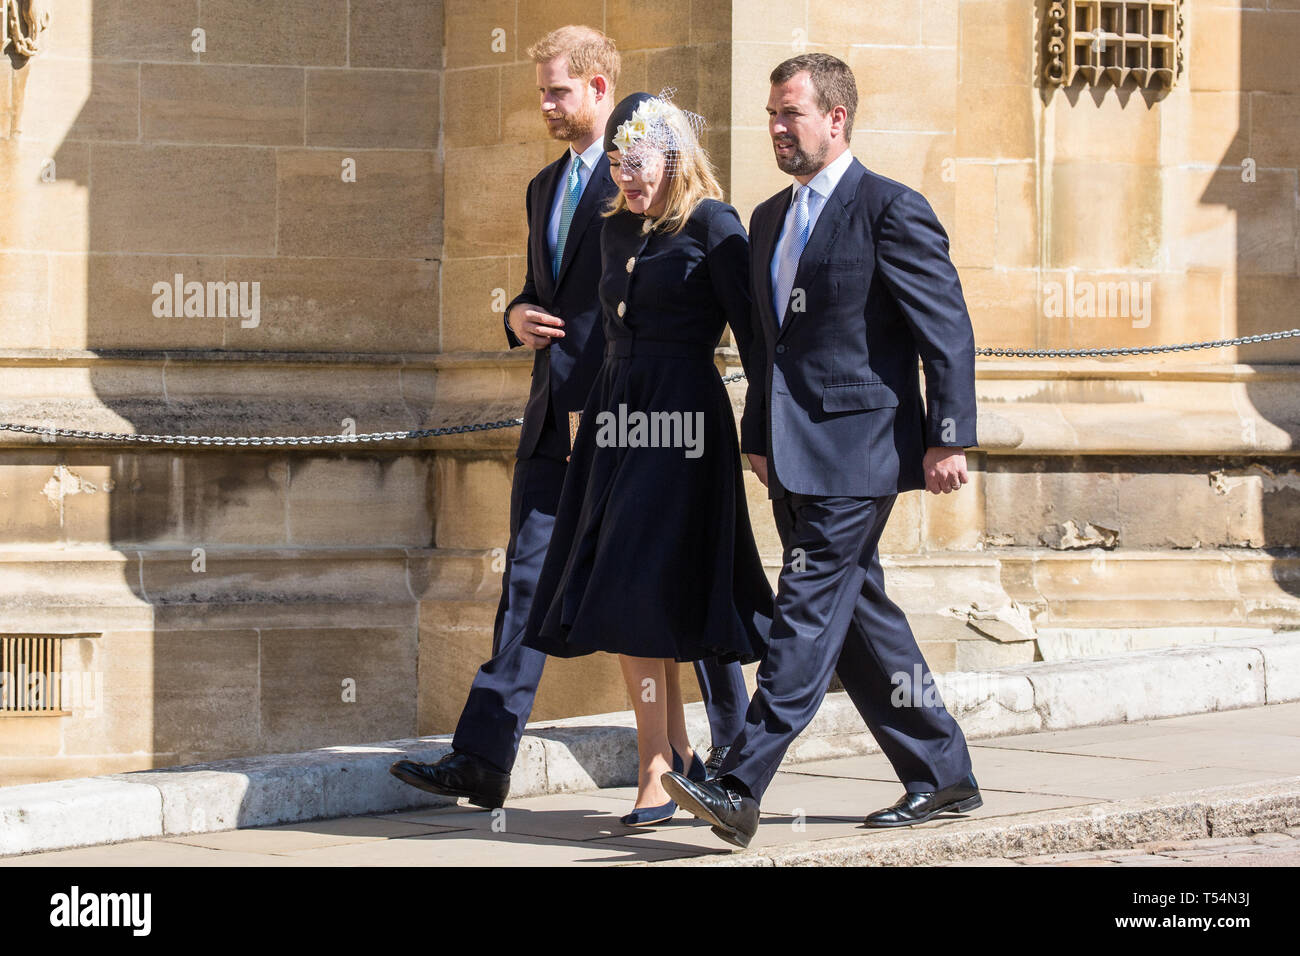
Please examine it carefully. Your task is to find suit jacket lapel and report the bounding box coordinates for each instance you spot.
[533,154,566,302]
[778,157,866,340]
[554,152,611,292]
[753,190,792,337]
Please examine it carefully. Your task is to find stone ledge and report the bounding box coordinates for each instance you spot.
[2,358,1297,452]
[0,632,1296,857]
[0,349,450,367]
[0,777,163,856]
[2,352,1291,380]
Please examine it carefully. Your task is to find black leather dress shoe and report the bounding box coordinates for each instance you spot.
[704,745,730,779]
[862,772,982,828]
[389,751,511,810]
[661,771,759,849]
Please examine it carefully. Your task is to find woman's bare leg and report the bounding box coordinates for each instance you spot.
[663,661,696,770]
[619,654,672,807]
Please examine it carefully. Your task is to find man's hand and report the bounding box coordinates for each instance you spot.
[924,447,968,495]
[746,453,769,488]
[508,303,565,349]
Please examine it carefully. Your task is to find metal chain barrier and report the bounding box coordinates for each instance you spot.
[971,328,1300,359]
[3,328,1296,447]
[0,419,526,446]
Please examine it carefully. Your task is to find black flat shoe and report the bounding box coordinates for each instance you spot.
[862,772,982,828]
[661,771,760,849]
[389,751,511,810]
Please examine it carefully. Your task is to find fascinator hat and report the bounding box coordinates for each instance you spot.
[602,88,707,178]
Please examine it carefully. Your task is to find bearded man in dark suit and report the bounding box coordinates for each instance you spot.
[664,53,982,848]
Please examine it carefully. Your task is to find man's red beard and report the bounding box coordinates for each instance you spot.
[544,99,597,142]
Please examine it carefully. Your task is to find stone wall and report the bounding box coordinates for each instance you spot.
[0,0,447,784]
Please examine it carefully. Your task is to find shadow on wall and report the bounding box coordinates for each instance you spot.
[1035,1,1300,607]
[1200,3,1300,602]
[15,2,442,783]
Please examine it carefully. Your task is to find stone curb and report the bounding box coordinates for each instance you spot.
[1,632,1296,857]
[642,776,1300,867]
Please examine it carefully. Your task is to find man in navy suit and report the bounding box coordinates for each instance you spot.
[664,53,982,847]
[391,26,749,809]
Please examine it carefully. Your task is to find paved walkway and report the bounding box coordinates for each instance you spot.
[4,702,1300,866]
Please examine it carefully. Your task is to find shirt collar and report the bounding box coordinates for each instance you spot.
[795,148,854,202]
[569,138,606,172]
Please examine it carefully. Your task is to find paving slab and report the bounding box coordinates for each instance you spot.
[1060,729,1300,772]
[162,814,462,854]
[0,839,304,867]
[271,830,701,867]
[371,791,656,843]
[1129,706,1300,736]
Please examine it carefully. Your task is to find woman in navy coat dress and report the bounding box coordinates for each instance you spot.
[522,92,773,824]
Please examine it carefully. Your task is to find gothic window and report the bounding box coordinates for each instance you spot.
[1045,1,1185,90]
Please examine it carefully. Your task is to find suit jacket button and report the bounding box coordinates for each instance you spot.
[776,344,786,354]
[617,301,627,317]
[626,256,636,273]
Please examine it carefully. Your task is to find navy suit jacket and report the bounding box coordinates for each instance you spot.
[506,150,620,461]
[740,156,978,498]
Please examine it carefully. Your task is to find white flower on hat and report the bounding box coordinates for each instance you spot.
[611,89,706,178]
[613,115,650,152]
[612,122,633,152]
[639,98,671,124]
[613,97,678,151]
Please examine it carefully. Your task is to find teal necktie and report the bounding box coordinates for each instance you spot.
[553,154,583,281]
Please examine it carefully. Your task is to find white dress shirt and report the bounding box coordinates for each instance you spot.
[547,137,607,259]
[769,148,856,298]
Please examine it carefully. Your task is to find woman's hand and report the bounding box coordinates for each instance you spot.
[746,453,769,488]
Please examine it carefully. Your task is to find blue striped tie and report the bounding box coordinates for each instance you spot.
[773,185,811,325]
[552,154,583,282]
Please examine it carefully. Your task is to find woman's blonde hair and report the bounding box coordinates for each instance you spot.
[603,104,724,235]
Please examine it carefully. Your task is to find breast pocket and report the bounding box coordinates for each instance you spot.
[821,380,899,412]
[828,257,872,297]
[823,258,866,273]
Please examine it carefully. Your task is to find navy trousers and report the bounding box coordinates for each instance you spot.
[453,453,750,776]
[720,492,973,802]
